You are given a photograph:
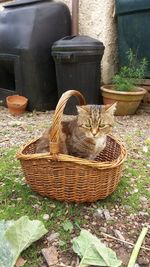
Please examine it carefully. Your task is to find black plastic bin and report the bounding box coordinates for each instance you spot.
[52,36,105,114]
[116,0,150,77]
[0,0,71,111]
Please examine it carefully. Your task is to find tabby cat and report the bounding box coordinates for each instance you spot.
[36,103,116,160]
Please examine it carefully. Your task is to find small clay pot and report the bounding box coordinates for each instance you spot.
[6,95,28,115]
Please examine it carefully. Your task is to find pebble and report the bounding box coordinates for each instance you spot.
[143,146,148,153]
[41,246,58,266]
[138,257,150,265]
[47,232,60,243]
[124,205,131,210]
[140,196,148,203]
[43,214,50,221]
[103,209,112,221]
[114,229,125,241]
[99,227,107,233]
[94,208,104,219]
[91,221,97,226]
[49,204,56,209]
[138,211,149,216]
[133,188,139,193]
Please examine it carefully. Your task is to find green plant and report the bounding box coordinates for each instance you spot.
[113,49,148,92]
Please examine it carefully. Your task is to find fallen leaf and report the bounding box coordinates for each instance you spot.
[72,229,122,267]
[0,216,48,267]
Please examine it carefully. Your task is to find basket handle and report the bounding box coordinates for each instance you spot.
[50,90,86,155]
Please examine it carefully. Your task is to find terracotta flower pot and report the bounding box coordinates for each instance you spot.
[6,95,28,115]
[101,85,147,116]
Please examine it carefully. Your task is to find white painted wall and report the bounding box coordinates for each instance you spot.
[59,0,118,84]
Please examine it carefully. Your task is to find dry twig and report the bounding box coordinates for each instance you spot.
[101,232,150,252]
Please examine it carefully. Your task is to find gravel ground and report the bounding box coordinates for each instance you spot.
[0,107,150,149]
[0,106,150,267]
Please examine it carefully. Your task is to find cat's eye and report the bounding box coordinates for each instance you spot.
[84,123,91,128]
[99,124,106,128]
[99,124,110,129]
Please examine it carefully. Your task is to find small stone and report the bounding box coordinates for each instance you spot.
[124,205,131,210]
[84,215,89,220]
[59,263,66,267]
[47,232,60,243]
[140,196,148,203]
[138,257,150,265]
[15,257,27,267]
[103,209,112,221]
[41,246,58,266]
[33,204,41,212]
[134,264,140,267]
[138,211,149,216]
[143,146,148,153]
[91,221,97,226]
[99,227,107,233]
[130,214,135,220]
[49,204,56,209]
[17,198,22,201]
[94,208,104,219]
[8,120,23,126]
[43,214,50,221]
[114,229,125,241]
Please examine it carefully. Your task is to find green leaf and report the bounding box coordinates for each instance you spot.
[0,216,48,267]
[59,240,66,247]
[72,229,122,267]
[62,220,73,233]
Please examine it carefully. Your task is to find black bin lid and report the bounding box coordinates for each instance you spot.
[4,0,49,8]
[52,35,104,52]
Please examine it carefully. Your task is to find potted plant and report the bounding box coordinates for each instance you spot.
[101,49,148,115]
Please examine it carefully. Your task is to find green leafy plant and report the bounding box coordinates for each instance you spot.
[113,49,148,92]
[72,229,122,267]
[62,219,73,233]
[0,216,48,267]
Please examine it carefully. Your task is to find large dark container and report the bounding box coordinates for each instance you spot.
[116,0,150,77]
[0,0,71,110]
[52,36,105,114]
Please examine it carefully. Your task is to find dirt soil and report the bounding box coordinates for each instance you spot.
[0,106,150,267]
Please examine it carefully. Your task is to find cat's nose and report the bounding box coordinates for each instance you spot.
[92,130,97,136]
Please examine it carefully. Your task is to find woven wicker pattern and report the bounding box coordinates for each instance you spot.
[17,90,127,202]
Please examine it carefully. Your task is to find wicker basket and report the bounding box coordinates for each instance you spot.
[17,90,127,203]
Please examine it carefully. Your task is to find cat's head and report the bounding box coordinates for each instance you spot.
[76,103,117,138]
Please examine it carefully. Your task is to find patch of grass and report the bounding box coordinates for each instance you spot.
[97,136,150,213]
[0,147,86,264]
[0,138,150,264]
[115,159,150,212]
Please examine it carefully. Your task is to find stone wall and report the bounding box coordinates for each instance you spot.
[58,0,118,84]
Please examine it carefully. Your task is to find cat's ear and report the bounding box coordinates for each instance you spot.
[105,102,117,115]
[76,105,89,114]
